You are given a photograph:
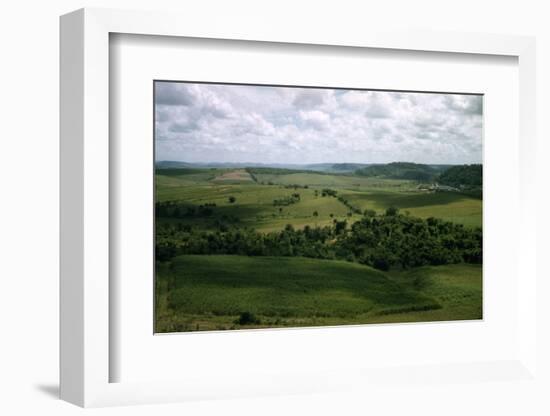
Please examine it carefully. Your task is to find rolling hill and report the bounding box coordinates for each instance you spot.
[355,162,441,181]
[155,255,482,332]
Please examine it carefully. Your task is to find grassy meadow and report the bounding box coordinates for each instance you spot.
[155,165,482,332]
[156,255,481,332]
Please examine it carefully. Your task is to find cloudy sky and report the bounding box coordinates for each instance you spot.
[155,82,483,165]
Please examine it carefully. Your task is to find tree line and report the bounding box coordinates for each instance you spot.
[318,188,362,215]
[156,207,482,271]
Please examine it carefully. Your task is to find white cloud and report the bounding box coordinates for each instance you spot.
[154,82,483,164]
[298,110,330,130]
[292,89,329,109]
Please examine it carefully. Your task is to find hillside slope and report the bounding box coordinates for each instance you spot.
[155,255,481,332]
[355,162,439,181]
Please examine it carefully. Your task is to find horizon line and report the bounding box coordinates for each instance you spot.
[155,160,483,166]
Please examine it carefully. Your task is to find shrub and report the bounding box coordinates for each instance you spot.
[235,311,261,325]
[364,209,376,217]
[385,206,399,216]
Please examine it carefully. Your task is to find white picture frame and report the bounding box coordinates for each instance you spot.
[60,7,539,408]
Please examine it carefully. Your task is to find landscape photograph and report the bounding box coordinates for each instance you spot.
[154,81,483,333]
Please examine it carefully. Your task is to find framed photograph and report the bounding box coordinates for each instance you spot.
[153,80,483,334]
[60,8,540,408]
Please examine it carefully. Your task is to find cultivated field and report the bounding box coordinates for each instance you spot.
[156,168,482,231]
[155,166,483,332]
[156,255,481,332]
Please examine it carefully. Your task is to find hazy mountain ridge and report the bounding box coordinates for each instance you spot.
[155,160,374,172]
[156,160,466,170]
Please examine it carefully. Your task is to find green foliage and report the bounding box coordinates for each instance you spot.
[155,167,214,176]
[321,188,338,197]
[156,209,481,271]
[273,194,300,206]
[355,162,438,181]
[385,206,399,216]
[438,164,482,188]
[228,196,236,203]
[364,209,376,217]
[235,311,261,325]
[156,201,218,218]
[334,220,347,235]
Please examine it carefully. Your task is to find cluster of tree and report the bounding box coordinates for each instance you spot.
[156,222,335,261]
[156,201,217,218]
[438,164,482,188]
[155,166,209,175]
[320,188,338,197]
[273,193,301,206]
[354,162,440,181]
[283,184,309,189]
[338,209,481,270]
[156,208,482,271]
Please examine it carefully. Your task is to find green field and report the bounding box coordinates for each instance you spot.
[156,168,482,231]
[155,166,482,332]
[155,255,482,332]
[339,189,482,228]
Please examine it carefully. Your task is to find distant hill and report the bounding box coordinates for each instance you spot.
[355,162,439,181]
[438,164,482,188]
[156,161,268,170]
[328,163,371,172]
[293,163,371,173]
[428,164,454,172]
[155,161,372,173]
[155,160,196,169]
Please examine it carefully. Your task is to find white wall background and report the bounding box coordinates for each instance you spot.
[0,1,548,415]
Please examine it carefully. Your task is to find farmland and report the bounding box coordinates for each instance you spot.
[155,164,482,332]
[156,167,482,231]
[155,255,481,332]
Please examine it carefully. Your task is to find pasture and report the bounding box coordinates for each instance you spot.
[155,255,482,332]
[155,167,482,231]
[339,189,482,228]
